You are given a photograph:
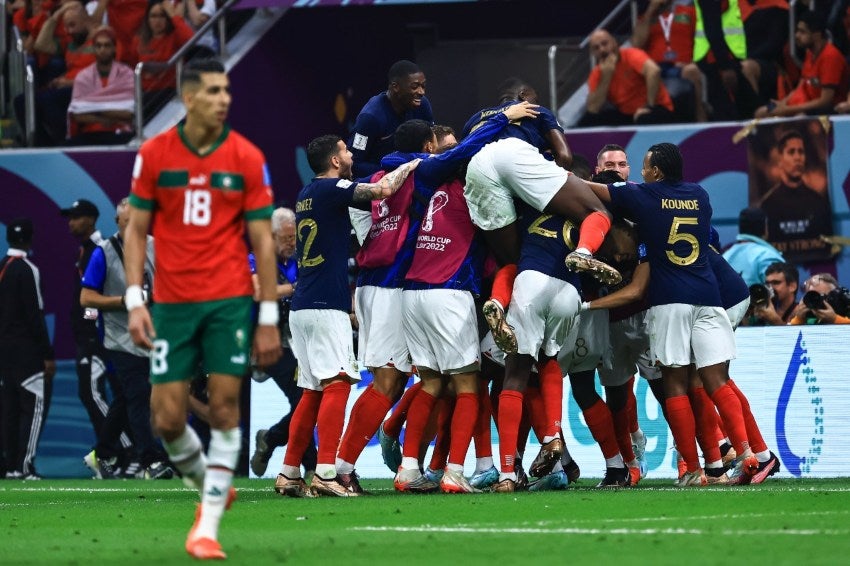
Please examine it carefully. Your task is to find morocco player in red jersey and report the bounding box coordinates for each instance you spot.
[124,59,282,560]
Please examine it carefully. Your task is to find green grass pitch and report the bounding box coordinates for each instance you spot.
[3,478,849,564]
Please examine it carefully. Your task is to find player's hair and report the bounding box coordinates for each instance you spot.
[181,58,226,87]
[497,77,530,103]
[388,60,421,84]
[766,261,799,285]
[432,124,455,145]
[306,134,343,175]
[777,130,804,153]
[591,169,624,184]
[738,207,767,236]
[596,143,626,164]
[395,119,434,153]
[647,142,683,182]
[798,9,826,34]
[271,207,296,232]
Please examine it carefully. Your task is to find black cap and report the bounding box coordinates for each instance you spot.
[60,199,99,219]
[6,217,33,247]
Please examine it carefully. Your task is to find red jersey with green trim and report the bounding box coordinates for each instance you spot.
[130,124,274,303]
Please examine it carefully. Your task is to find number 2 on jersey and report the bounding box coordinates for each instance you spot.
[297,218,324,268]
[183,189,211,226]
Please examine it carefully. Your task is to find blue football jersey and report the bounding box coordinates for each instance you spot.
[291,177,363,312]
[608,180,722,307]
[517,200,581,288]
[461,101,563,154]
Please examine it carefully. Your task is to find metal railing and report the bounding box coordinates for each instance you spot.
[133,0,239,144]
[547,0,635,112]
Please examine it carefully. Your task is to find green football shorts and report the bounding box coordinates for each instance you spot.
[149,296,253,384]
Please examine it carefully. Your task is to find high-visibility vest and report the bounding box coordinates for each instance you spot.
[693,0,747,62]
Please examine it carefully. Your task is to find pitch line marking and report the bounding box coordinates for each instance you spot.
[351,526,849,536]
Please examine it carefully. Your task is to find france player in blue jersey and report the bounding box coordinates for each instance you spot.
[349,60,434,178]
[461,79,619,355]
[586,142,761,486]
[337,103,540,490]
[278,134,418,498]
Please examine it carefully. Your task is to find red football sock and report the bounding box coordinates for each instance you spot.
[537,359,563,439]
[665,394,700,472]
[576,211,611,254]
[315,380,351,467]
[448,392,479,467]
[625,377,639,434]
[728,380,768,453]
[497,390,524,473]
[402,389,437,459]
[688,387,722,464]
[523,386,547,442]
[283,389,322,468]
[383,381,422,439]
[490,264,517,308]
[611,407,636,462]
[714,411,727,444]
[582,399,620,459]
[337,386,393,465]
[518,400,532,456]
[473,382,493,458]
[428,397,453,470]
[711,384,750,456]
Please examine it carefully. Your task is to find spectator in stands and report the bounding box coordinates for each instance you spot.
[348,59,434,178]
[837,92,850,114]
[581,29,675,126]
[132,0,194,119]
[175,0,218,59]
[789,273,850,325]
[16,0,95,145]
[66,26,135,145]
[631,0,706,122]
[739,0,790,104]
[12,0,65,86]
[0,218,56,480]
[750,261,799,325]
[692,0,763,121]
[754,10,849,118]
[722,207,785,287]
[89,0,148,62]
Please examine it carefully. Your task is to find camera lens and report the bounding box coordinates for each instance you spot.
[803,290,826,310]
[749,284,770,306]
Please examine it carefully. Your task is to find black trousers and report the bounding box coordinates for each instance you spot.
[0,354,51,476]
[107,350,166,467]
[76,343,131,459]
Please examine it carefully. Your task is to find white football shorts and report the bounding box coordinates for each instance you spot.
[647,303,736,369]
[289,309,360,391]
[403,288,480,374]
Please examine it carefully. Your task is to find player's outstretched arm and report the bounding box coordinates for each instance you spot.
[247,218,283,368]
[353,157,422,202]
[124,206,155,350]
[586,261,650,311]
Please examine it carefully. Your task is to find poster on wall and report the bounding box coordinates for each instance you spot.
[747,118,834,263]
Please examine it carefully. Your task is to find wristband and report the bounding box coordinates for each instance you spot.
[124,285,145,311]
[580,301,591,312]
[258,301,279,326]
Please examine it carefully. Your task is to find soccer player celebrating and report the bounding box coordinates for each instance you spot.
[124,59,282,560]
[276,135,418,498]
[583,143,760,486]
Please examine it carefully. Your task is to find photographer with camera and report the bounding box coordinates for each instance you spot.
[722,207,784,287]
[248,207,317,479]
[747,262,800,326]
[789,273,850,325]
